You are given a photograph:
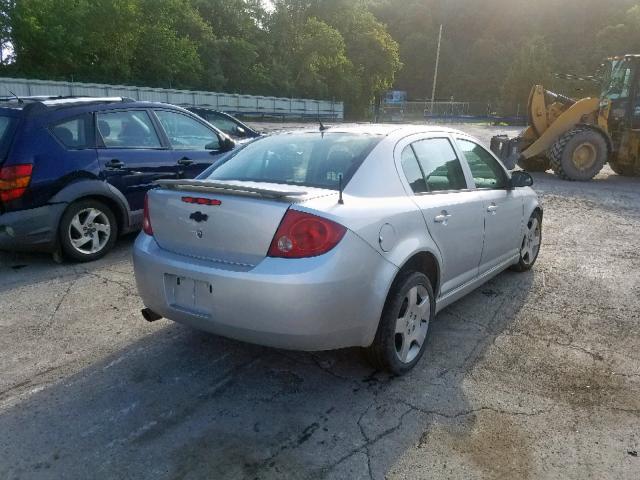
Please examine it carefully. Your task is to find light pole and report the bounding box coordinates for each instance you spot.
[430,24,443,116]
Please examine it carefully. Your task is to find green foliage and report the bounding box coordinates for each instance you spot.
[502,36,553,113]
[4,0,640,117]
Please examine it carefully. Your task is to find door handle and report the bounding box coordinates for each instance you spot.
[178,157,194,166]
[434,210,452,225]
[487,203,499,214]
[106,159,125,169]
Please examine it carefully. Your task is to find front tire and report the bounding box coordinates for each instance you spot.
[365,272,435,375]
[511,211,542,272]
[549,128,607,181]
[59,199,118,262]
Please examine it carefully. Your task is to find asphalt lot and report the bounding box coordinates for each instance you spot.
[1,123,639,479]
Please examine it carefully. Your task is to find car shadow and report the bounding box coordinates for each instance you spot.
[0,233,138,294]
[0,266,535,479]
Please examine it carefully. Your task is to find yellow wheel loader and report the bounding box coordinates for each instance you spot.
[491,54,640,180]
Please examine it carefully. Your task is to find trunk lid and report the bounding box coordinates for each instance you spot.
[148,180,333,266]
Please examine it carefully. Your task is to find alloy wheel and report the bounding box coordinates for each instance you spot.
[393,285,430,364]
[68,208,111,255]
[521,216,541,266]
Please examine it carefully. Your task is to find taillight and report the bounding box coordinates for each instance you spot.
[142,193,153,235]
[267,209,346,258]
[0,164,33,202]
[182,196,222,206]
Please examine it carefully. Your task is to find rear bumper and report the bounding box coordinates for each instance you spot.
[0,203,66,252]
[133,232,398,351]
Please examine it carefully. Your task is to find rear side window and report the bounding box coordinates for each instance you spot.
[208,132,382,190]
[97,110,161,148]
[51,114,92,149]
[411,138,467,192]
[457,138,508,189]
[0,115,18,160]
[400,145,427,193]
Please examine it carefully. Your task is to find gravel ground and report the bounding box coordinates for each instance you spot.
[1,123,639,479]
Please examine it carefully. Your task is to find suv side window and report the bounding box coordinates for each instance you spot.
[411,138,467,192]
[457,138,508,189]
[155,110,220,150]
[97,110,161,148]
[51,114,92,149]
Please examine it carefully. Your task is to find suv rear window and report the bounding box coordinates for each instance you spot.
[51,114,93,149]
[0,115,18,160]
[207,132,382,189]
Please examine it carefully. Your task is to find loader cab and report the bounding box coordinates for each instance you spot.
[600,55,640,171]
[600,56,640,131]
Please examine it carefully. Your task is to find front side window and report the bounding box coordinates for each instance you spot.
[602,59,632,101]
[156,110,220,150]
[457,138,507,189]
[97,110,161,148]
[207,132,382,190]
[51,115,92,149]
[411,138,467,192]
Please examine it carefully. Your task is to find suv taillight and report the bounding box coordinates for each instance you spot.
[0,164,33,202]
[142,193,153,236]
[267,209,346,258]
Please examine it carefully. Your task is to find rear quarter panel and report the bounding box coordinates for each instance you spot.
[5,114,100,211]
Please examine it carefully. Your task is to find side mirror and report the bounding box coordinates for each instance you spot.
[206,136,235,153]
[221,136,236,152]
[235,126,246,137]
[509,170,534,188]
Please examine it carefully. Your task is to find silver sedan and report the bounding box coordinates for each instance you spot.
[133,125,542,374]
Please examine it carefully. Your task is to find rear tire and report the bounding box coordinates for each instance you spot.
[609,160,637,176]
[519,156,550,172]
[365,272,435,375]
[59,199,118,262]
[548,128,607,181]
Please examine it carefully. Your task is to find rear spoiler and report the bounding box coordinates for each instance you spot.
[155,179,308,199]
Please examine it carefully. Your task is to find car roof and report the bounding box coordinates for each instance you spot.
[280,123,462,137]
[0,96,200,119]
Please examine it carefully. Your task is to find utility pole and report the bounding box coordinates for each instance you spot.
[430,24,443,116]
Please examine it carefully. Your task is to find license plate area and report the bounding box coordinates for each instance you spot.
[164,274,212,316]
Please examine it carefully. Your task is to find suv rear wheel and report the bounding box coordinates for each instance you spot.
[59,199,118,262]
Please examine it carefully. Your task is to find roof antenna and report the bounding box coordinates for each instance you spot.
[338,174,344,204]
[5,89,22,104]
[318,116,329,132]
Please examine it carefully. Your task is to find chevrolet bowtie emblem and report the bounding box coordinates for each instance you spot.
[189,211,208,223]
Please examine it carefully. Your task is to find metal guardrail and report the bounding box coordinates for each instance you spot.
[0,77,344,120]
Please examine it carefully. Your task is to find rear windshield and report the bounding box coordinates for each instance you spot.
[206,132,382,190]
[0,115,18,160]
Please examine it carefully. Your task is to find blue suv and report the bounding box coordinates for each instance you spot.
[0,96,236,261]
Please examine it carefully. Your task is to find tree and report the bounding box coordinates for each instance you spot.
[502,36,553,114]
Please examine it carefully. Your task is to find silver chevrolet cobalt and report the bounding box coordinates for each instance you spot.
[134,125,542,374]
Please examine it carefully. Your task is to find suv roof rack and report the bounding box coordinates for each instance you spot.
[8,96,138,116]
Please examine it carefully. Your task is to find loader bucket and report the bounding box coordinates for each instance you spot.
[490,135,520,170]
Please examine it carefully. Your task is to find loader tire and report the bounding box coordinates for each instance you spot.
[548,128,607,181]
[519,156,550,172]
[609,160,637,177]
